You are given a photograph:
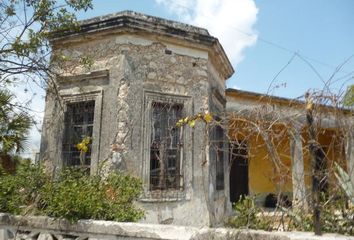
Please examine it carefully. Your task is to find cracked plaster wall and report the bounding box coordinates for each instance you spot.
[40,34,229,227]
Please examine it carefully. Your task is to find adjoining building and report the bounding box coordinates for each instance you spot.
[40,11,353,227]
[226,89,352,209]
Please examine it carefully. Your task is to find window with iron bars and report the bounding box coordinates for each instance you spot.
[211,121,225,191]
[150,101,183,190]
[62,100,95,170]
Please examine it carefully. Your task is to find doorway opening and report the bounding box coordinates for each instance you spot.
[229,141,249,204]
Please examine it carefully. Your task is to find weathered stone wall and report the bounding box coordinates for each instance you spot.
[1,214,352,240]
[41,33,226,226]
[206,62,229,225]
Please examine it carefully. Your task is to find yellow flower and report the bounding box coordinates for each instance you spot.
[188,120,196,128]
[203,112,213,123]
[82,137,91,145]
[82,145,88,153]
[76,143,84,150]
[76,137,91,152]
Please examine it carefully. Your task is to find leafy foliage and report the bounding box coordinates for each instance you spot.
[0,90,32,173]
[176,111,213,128]
[0,0,93,94]
[286,209,313,232]
[41,169,144,222]
[0,162,47,214]
[228,194,354,235]
[0,0,93,172]
[286,197,353,235]
[0,164,144,222]
[342,85,354,107]
[0,90,31,154]
[227,196,272,230]
[320,199,354,235]
[335,162,354,204]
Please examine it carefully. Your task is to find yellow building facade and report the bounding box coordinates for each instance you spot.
[226,88,351,207]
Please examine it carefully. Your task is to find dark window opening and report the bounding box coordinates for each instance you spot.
[229,141,248,203]
[62,100,95,170]
[150,101,183,190]
[211,121,225,191]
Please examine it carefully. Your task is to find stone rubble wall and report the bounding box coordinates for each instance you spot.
[41,32,229,227]
[0,214,353,240]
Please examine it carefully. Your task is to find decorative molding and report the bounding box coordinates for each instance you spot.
[59,90,103,175]
[58,70,109,83]
[50,11,234,80]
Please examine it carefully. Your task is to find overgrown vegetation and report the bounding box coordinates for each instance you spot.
[0,163,144,222]
[0,162,45,215]
[287,195,353,235]
[227,196,272,231]
[227,192,353,235]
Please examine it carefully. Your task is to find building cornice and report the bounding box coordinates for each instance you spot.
[226,88,353,115]
[50,11,234,80]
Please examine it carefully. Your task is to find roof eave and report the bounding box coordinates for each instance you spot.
[50,11,234,81]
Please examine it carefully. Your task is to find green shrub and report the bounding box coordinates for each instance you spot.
[103,173,144,221]
[0,163,47,214]
[321,199,353,235]
[228,194,353,235]
[40,168,144,222]
[40,169,104,221]
[287,198,353,235]
[0,164,4,176]
[0,165,144,222]
[227,196,272,230]
[286,209,313,232]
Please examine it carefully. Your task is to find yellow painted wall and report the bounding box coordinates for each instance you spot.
[302,129,347,194]
[247,125,292,195]
[229,120,346,198]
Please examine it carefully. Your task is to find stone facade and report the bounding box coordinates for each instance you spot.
[40,10,354,228]
[40,11,233,227]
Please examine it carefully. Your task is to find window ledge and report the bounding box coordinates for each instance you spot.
[140,190,188,202]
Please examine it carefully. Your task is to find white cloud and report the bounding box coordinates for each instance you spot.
[156,0,258,65]
[230,84,241,90]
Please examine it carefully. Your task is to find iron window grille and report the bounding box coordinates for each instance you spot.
[211,120,225,191]
[62,100,95,170]
[150,101,183,190]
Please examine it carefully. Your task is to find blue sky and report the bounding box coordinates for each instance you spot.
[20,0,354,158]
[76,0,354,99]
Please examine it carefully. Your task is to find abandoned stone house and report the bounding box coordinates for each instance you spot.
[40,11,354,227]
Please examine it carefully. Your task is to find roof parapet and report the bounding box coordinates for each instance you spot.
[50,10,234,80]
